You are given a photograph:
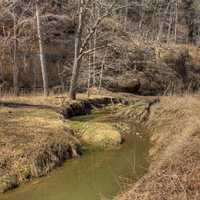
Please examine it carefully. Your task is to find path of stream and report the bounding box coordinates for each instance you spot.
[1,107,150,200]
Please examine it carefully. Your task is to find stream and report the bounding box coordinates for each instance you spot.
[1,107,150,200]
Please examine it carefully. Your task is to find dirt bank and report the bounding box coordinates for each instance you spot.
[61,95,158,148]
[0,102,81,193]
[116,96,200,200]
[60,96,129,119]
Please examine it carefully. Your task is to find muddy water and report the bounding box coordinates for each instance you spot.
[1,109,150,200]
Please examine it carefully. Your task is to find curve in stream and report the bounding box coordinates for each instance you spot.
[1,107,150,200]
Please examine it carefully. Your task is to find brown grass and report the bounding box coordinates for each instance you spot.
[0,95,81,192]
[0,92,113,108]
[117,95,200,200]
[0,92,121,192]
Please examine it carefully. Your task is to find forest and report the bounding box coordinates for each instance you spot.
[0,0,200,200]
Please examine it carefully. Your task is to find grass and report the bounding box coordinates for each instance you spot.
[0,106,64,143]
[0,106,68,166]
[0,95,80,192]
[117,95,200,200]
[71,121,122,148]
[0,92,114,108]
[0,91,126,192]
[69,106,124,148]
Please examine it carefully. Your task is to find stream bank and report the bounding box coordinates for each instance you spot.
[0,94,160,199]
[61,96,158,149]
[1,104,150,200]
[116,96,200,200]
[0,95,155,194]
[0,107,80,193]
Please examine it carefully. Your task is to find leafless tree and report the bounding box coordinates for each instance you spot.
[35,0,49,96]
[69,0,118,100]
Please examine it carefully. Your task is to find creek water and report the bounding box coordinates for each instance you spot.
[1,109,150,200]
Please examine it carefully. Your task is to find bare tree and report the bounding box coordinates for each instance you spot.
[69,0,84,100]
[174,0,179,43]
[98,48,108,93]
[124,0,129,31]
[35,0,49,96]
[0,0,34,95]
[69,0,118,100]
[12,3,19,95]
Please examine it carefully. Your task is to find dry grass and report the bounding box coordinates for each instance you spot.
[117,95,200,200]
[71,121,122,148]
[0,92,121,192]
[148,95,200,161]
[0,106,69,170]
[0,92,112,108]
[0,95,81,192]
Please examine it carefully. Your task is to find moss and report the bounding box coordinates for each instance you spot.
[78,122,122,148]
[69,105,125,148]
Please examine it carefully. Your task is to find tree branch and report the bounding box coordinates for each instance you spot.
[80,0,118,55]
[78,45,107,61]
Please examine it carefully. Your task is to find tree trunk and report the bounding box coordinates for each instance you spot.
[167,8,173,43]
[87,41,92,97]
[174,0,178,43]
[57,62,65,92]
[13,7,19,96]
[36,1,49,96]
[124,0,129,31]
[157,1,170,42]
[92,29,97,86]
[69,0,84,100]
[69,57,81,100]
[33,63,37,92]
[98,48,107,93]
[13,46,19,96]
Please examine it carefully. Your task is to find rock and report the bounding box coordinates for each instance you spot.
[115,78,141,93]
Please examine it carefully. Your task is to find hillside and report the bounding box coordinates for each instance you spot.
[0,0,200,95]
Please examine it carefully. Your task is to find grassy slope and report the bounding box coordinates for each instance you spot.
[0,95,80,193]
[117,95,200,200]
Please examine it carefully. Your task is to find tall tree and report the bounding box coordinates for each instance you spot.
[69,0,84,100]
[69,0,117,100]
[12,2,19,95]
[36,0,49,96]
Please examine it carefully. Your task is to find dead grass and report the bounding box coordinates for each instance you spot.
[0,106,68,167]
[0,96,80,192]
[0,92,112,108]
[117,95,200,200]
